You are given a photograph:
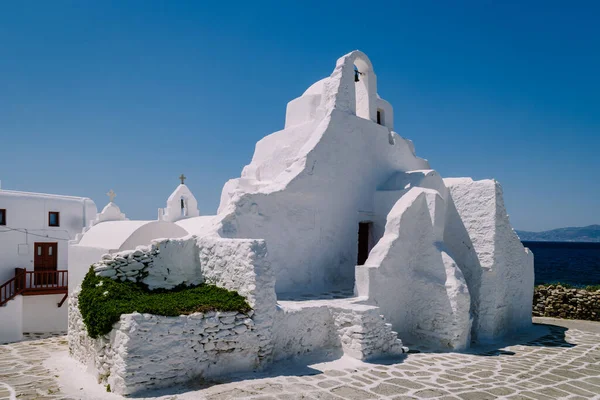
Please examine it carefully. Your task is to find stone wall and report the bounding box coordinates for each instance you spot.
[329,304,405,360]
[69,291,259,395]
[272,299,406,362]
[197,237,276,363]
[69,235,277,396]
[91,237,201,290]
[533,285,600,321]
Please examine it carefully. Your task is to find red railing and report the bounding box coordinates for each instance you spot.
[0,269,68,307]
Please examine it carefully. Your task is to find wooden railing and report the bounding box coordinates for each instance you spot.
[0,269,24,306]
[0,269,68,307]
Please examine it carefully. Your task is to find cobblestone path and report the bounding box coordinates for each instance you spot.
[1,322,600,399]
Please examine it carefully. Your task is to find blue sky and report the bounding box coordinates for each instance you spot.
[1,1,598,231]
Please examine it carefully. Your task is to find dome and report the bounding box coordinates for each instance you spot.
[77,220,188,251]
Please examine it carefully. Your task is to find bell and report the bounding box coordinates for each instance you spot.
[354,69,360,82]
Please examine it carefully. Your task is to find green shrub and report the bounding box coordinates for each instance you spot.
[78,267,252,338]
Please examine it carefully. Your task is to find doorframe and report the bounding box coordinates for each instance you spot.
[33,242,58,285]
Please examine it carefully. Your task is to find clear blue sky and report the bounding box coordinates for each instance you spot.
[1,1,598,232]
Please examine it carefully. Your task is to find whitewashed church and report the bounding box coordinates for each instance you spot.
[67,51,533,395]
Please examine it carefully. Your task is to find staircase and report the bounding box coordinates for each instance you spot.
[276,293,407,361]
[0,268,68,307]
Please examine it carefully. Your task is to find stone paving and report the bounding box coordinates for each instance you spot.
[1,320,600,399]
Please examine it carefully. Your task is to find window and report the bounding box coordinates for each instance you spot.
[49,211,60,227]
[0,209,5,226]
[180,197,187,217]
[377,108,385,126]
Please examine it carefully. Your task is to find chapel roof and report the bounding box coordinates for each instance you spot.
[76,220,188,251]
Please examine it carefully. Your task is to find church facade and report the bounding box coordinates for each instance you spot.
[68,51,535,395]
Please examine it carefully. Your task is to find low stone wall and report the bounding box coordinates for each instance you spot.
[92,237,201,290]
[330,304,404,360]
[533,285,600,321]
[197,237,276,364]
[69,291,259,395]
[69,235,277,396]
[273,299,405,362]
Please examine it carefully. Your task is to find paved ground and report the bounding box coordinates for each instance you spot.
[1,318,600,399]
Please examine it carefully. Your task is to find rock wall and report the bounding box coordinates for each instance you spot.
[69,235,277,396]
[91,237,201,290]
[272,300,405,362]
[533,285,600,321]
[69,292,259,395]
[197,237,277,363]
[328,303,405,360]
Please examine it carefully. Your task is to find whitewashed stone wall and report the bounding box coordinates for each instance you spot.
[91,237,201,290]
[69,293,259,395]
[356,188,472,350]
[329,304,405,360]
[69,235,276,396]
[443,178,534,343]
[273,300,405,362]
[197,237,276,363]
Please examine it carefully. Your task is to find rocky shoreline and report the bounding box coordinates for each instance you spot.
[533,284,600,321]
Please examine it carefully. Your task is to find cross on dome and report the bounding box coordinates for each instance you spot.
[179,174,186,184]
[106,189,116,202]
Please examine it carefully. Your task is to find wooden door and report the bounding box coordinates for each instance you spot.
[34,242,58,285]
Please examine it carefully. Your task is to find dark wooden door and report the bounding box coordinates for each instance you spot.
[34,242,58,285]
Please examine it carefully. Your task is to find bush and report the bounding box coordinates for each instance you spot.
[78,267,252,338]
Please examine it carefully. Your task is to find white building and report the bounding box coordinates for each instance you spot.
[0,188,97,343]
[68,181,196,291]
[69,51,535,395]
[0,180,202,344]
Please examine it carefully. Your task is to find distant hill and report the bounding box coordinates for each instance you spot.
[516,225,600,242]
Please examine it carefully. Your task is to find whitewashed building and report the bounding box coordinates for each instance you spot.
[1,180,201,344]
[69,51,535,395]
[0,188,97,343]
[67,181,196,291]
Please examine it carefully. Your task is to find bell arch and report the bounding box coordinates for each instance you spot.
[320,50,378,122]
[352,56,375,121]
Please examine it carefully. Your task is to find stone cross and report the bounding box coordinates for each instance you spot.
[179,174,186,184]
[107,189,116,202]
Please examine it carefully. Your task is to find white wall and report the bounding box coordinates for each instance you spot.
[284,94,322,129]
[0,295,23,344]
[356,188,472,350]
[68,221,189,293]
[22,294,67,333]
[219,111,429,294]
[0,191,96,283]
[443,178,534,342]
[216,51,429,294]
[68,245,108,294]
[119,222,188,251]
[69,235,278,395]
[160,185,200,223]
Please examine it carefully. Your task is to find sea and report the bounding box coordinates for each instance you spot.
[522,241,600,286]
